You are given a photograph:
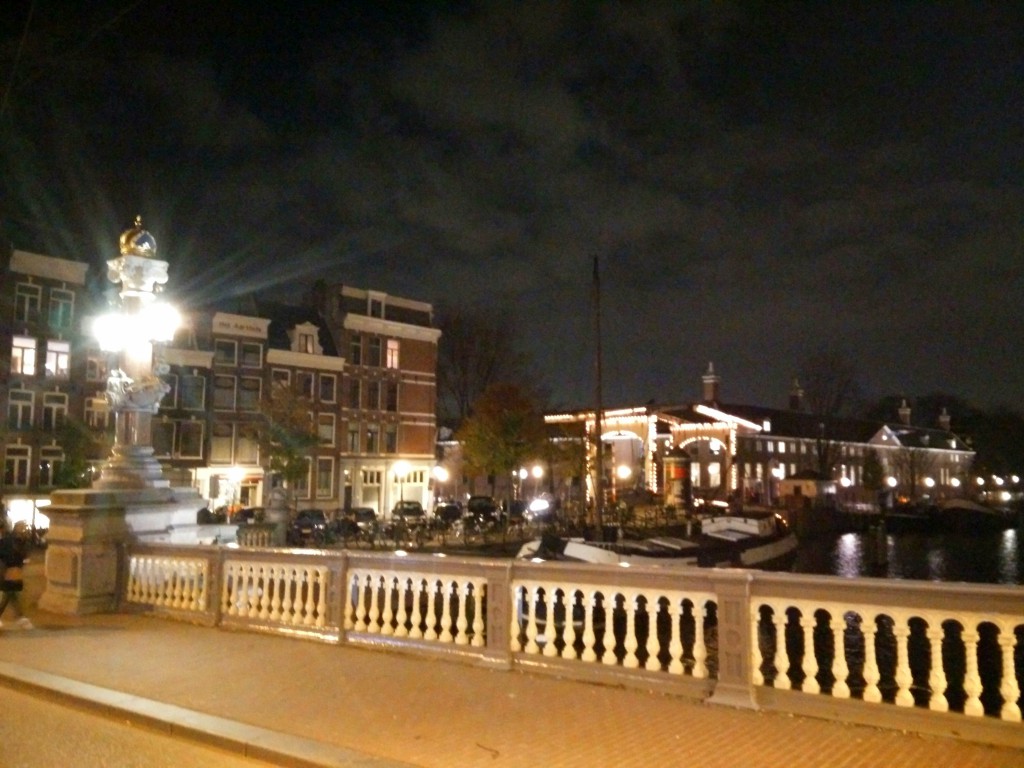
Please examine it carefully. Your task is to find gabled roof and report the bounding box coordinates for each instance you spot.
[254,300,338,356]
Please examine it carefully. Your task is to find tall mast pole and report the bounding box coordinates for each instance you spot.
[593,255,604,539]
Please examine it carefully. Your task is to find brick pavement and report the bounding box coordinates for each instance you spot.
[0,560,1020,768]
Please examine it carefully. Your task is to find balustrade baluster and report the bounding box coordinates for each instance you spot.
[862,616,882,703]
[622,592,640,669]
[581,591,597,662]
[245,564,260,618]
[800,610,820,694]
[543,587,560,657]
[257,566,271,620]
[408,578,425,639]
[424,579,440,640]
[831,611,850,698]
[525,585,540,654]
[560,590,579,660]
[642,597,661,671]
[601,593,618,666]
[926,620,948,712]
[380,574,396,635]
[963,627,984,716]
[667,597,684,675]
[692,601,707,679]
[301,567,316,626]
[394,576,409,637]
[267,566,282,622]
[455,582,470,646]
[893,618,914,707]
[510,585,524,652]
[366,573,382,633]
[998,626,1022,722]
[439,580,455,643]
[471,581,485,648]
[197,562,209,611]
[751,604,764,686]
[314,566,328,628]
[222,564,236,616]
[772,606,788,689]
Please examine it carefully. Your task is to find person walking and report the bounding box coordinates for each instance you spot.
[0,521,34,630]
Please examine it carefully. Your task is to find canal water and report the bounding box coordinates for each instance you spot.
[791,526,1023,585]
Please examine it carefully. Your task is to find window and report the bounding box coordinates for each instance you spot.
[236,426,259,464]
[296,371,314,398]
[48,288,74,329]
[15,283,41,322]
[39,446,64,486]
[238,377,261,411]
[318,413,335,445]
[347,379,361,409]
[214,339,237,366]
[12,336,36,375]
[213,375,236,410]
[347,422,360,452]
[162,373,178,409]
[367,381,380,410]
[365,424,379,453]
[369,298,383,318]
[293,463,310,498]
[7,390,33,430]
[362,470,381,486]
[180,374,206,410]
[319,374,336,403]
[85,396,109,429]
[349,336,362,365]
[384,424,398,453]
[298,332,315,354]
[272,368,291,387]
[86,354,108,382]
[240,342,262,368]
[178,421,204,458]
[316,457,334,499]
[211,422,233,463]
[386,339,400,369]
[153,420,174,457]
[4,446,30,487]
[385,381,398,412]
[45,340,70,377]
[42,392,68,430]
[368,337,382,366]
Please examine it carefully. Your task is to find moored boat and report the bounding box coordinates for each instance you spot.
[516,510,798,570]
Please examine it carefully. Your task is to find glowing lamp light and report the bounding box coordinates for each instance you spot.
[616,465,633,481]
[923,477,935,488]
[531,465,544,479]
[886,476,898,488]
[432,466,449,483]
[92,301,180,351]
[839,477,852,488]
[393,460,411,480]
[950,478,961,488]
[518,468,528,480]
[993,476,1004,486]
[976,477,985,486]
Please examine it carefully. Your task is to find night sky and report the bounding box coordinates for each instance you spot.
[2,1,1022,413]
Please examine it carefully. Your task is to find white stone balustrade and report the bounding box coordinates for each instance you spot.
[120,544,1023,748]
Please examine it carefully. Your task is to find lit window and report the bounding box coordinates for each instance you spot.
[211,422,234,463]
[85,396,109,429]
[42,392,68,430]
[236,426,259,464]
[12,336,36,375]
[4,446,31,487]
[48,289,74,328]
[238,377,261,411]
[298,332,315,354]
[365,424,379,453]
[7,390,33,430]
[347,422,360,452]
[318,413,336,445]
[386,339,400,369]
[86,354,108,382]
[45,340,70,377]
[15,283,41,322]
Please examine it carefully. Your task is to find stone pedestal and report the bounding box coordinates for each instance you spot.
[39,490,131,615]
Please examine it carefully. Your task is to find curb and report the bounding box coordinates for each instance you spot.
[0,661,414,768]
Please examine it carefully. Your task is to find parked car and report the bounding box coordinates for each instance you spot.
[434,501,463,526]
[391,500,426,526]
[230,507,264,525]
[466,496,500,526]
[288,509,329,545]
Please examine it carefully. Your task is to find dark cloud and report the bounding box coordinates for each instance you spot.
[2,0,1021,411]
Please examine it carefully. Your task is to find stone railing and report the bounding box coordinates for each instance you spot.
[121,544,1023,748]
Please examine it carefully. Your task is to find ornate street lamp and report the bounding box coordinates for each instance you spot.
[91,217,180,489]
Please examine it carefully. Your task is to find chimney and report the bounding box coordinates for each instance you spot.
[938,407,951,431]
[789,377,804,411]
[898,398,911,426]
[702,362,720,404]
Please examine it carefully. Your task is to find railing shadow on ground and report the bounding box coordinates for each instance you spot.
[121,542,1023,749]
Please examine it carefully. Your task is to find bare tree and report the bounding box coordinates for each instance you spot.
[798,348,863,478]
[435,302,529,428]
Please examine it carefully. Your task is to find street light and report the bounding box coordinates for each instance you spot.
[92,217,180,489]
[615,464,632,501]
[393,460,411,505]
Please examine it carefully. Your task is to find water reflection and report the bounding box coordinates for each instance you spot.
[793,526,1023,585]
